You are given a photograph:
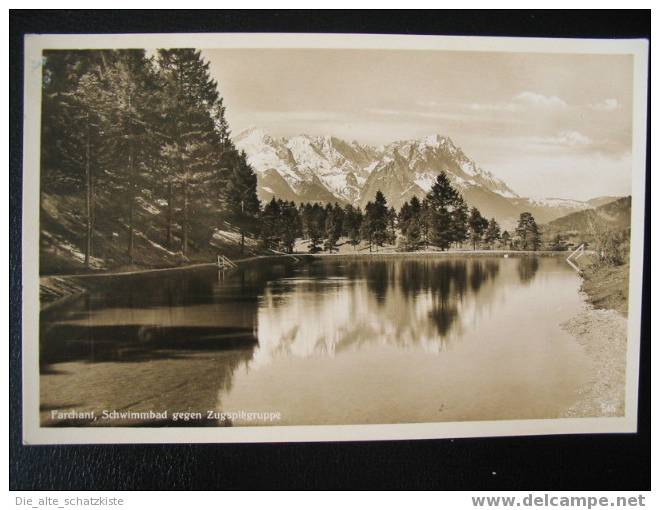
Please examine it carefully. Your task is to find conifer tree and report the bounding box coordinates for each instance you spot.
[420,198,432,249]
[362,191,389,251]
[280,200,301,253]
[451,195,469,248]
[425,172,460,250]
[386,206,397,245]
[398,196,422,250]
[484,218,501,249]
[41,50,115,268]
[501,230,511,249]
[468,207,488,250]
[260,197,282,250]
[157,49,223,257]
[302,203,326,252]
[97,50,162,262]
[324,203,344,252]
[224,149,260,254]
[343,204,363,249]
[515,212,542,251]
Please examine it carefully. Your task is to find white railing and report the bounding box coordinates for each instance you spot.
[217,254,237,270]
[566,243,585,273]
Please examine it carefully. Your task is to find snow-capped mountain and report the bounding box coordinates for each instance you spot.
[358,134,518,212]
[234,127,618,226]
[234,127,378,204]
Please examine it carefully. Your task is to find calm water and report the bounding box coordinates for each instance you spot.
[40,255,591,426]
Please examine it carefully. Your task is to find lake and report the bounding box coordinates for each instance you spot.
[40,255,591,426]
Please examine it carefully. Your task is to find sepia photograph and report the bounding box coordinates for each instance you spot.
[21,33,648,444]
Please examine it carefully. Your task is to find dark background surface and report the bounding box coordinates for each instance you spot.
[10,10,651,490]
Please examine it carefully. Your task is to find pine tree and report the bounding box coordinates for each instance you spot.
[324,203,344,252]
[302,203,326,253]
[260,197,282,250]
[41,50,112,191]
[515,212,542,251]
[41,50,116,268]
[451,195,469,248]
[211,96,232,152]
[157,49,223,257]
[420,198,432,249]
[468,207,488,250]
[40,48,260,270]
[398,201,412,247]
[362,191,389,251]
[425,172,460,250]
[280,200,301,253]
[224,149,260,253]
[97,50,162,263]
[484,218,501,249]
[398,196,422,250]
[386,206,397,245]
[501,230,511,250]
[343,204,363,249]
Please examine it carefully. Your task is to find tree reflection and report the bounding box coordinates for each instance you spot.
[250,257,505,368]
[41,256,519,423]
[517,257,540,284]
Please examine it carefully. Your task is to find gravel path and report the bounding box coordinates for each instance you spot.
[561,305,628,417]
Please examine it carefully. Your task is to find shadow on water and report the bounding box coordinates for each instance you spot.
[40,257,514,370]
[40,322,258,367]
[40,255,551,426]
[39,265,278,371]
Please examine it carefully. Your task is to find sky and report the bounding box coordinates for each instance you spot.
[203,48,633,200]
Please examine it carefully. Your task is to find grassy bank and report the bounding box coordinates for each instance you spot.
[578,255,630,316]
[561,254,630,418]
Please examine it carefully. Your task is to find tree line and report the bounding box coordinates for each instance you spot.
[42,48,260,268]
[254,172,542,254]
[42,49,541,266]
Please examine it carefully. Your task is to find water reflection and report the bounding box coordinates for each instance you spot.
[40,255,586,426]
[517,256,540,284]
[250,258,507,369]
[40,257,542,371]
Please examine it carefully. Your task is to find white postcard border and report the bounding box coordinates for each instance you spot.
[21,33,648,444]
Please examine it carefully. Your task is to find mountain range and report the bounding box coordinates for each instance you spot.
[546,196,632,234]
[235,127,621,229]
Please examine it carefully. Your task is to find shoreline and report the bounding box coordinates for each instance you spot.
[42,248,570,278]
[39,247,630,420]
[38,249,571,307]
[561,303,627,418]
[559,256,629,418]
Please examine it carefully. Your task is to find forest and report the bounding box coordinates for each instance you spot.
[261,174,542,254]
[41,48,543,273]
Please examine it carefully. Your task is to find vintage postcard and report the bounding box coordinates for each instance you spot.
[21,33,648,444]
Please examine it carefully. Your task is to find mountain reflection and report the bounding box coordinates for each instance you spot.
[40,257,541,375]
[39,255,570,426]
[250,257,509,369]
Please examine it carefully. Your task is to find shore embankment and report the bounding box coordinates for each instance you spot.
[38,249,572,307]
[561,254,630,418]
[561,306,627,417]
[39,253,313,307]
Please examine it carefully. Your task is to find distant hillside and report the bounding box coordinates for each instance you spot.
[585,196,624,209]
[541,197,631,249]
[547,196,631,232]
